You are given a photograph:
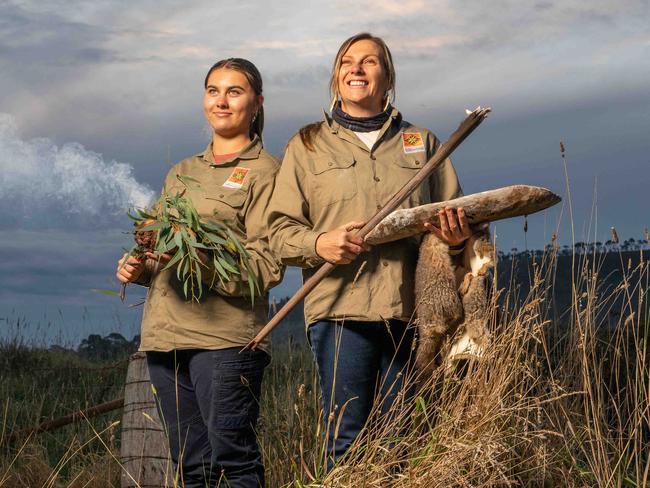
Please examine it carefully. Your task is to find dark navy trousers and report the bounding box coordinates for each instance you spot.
[308,320,416,468]
[146,348,269,488]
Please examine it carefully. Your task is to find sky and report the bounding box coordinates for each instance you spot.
[0,0,648,344]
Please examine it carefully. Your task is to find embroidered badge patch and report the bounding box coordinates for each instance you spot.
[401,132,425,154]
[223,167,250,189]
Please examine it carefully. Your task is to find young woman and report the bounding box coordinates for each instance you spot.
[267,33,472,467]
[117,58,282,488]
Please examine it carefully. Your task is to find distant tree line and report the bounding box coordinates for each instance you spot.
[76,332,140,361]
[497,235,649,260]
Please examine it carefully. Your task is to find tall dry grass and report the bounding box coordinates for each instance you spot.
[1,244,647,487]
[0,338,125,487]
[287,244,649,487]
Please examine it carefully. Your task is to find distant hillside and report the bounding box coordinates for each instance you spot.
[497,249,646,324]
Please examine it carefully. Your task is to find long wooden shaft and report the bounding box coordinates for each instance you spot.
[246,108,491,349]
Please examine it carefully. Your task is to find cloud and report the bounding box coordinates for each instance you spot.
[242,39,333,58]
[0,3,116,66]
[0,113,154,229]
[2,0,645,154]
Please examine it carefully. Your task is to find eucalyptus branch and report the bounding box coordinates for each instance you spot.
[122,175,258,303]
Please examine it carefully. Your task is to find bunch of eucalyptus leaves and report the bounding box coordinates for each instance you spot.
[123,175,258,303]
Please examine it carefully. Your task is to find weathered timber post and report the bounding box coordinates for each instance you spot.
[120,352,173,488]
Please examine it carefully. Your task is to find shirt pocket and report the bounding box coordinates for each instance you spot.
[209,188,247,225]
[392,156,430,207]
[308,155,357,206]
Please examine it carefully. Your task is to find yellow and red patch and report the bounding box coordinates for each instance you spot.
[401,132,425,154]
[223,167,250,189]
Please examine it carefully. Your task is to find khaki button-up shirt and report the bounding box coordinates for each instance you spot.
[268,108,462,326]
[136,137,283,352]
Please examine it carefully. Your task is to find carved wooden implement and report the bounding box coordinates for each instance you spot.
[365,185,561,245]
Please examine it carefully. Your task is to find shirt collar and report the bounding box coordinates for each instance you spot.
[323,105,402,151]
[201,135,263,166]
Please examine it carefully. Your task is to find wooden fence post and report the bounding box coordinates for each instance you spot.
[120,352,173,488]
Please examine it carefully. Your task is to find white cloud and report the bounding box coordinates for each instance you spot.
[0,113,154,229]
[3,0,647,142]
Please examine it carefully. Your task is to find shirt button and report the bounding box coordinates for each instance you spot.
[374,176,380,182]
[219,194,225,198]
[382,261,389,267]
[370,155,376,160]
[328,162,333,167]
[415,160,421,165]
[376,204,382,210]
[161,289,168,296]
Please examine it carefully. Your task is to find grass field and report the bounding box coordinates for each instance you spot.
[1,244,648,487]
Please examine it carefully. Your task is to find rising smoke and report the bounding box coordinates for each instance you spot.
[0,113,155,229]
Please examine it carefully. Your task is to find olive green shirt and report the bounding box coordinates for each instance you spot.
[137,137,283,352]
[268,107,462,326]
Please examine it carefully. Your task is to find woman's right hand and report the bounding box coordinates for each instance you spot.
[315,221,368,264]
[116,254,144,284]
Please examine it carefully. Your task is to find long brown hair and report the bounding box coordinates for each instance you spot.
[204,58,264,141]
[300,33,396,151]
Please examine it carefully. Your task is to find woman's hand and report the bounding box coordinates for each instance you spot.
[116,254,145,284]
[424,207,472,247]
[316,221,368,264]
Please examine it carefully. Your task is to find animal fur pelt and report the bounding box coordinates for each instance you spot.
[414,228,494,380]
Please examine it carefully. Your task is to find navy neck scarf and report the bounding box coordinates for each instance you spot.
[332,102,391,132]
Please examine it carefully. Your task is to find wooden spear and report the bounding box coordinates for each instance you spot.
[246,107,491,350]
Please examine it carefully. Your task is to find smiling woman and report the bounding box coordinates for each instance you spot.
[267,32,470,470]
[115,58,282,488]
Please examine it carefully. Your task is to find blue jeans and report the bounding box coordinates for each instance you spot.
[308,320,415,467]
[146,348,269,488]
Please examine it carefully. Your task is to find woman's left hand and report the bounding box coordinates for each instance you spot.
[424,206,472,247]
